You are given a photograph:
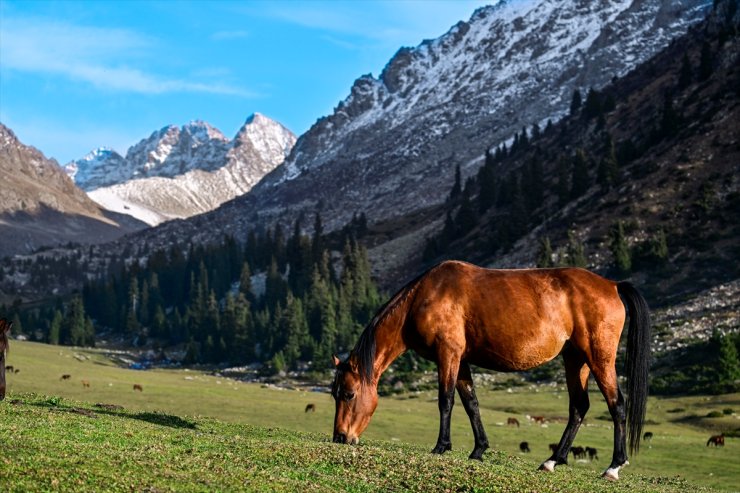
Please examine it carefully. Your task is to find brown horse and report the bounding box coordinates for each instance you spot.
[507,417,520,427]
[331,261,651,481]
[305,403,316,413]
[0,318,11,401]
[707,434,724,447]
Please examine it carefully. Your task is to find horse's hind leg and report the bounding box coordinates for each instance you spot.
[540,346,590,472]
[591,363,628,480]
[456,361,489,460]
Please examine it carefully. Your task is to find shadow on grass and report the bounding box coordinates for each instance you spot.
[23,397,197,429]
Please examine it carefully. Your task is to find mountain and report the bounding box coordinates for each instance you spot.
[0,124,147,258]
[65,114,295,225]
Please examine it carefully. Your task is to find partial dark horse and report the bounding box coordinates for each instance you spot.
[331,261,651,480]
[0,318,12,401]
[707,434,725,447]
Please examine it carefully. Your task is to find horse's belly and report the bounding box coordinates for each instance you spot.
[466,328,566,371]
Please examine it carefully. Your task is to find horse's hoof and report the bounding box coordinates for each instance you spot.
[538,460,556,472]
[602,468,620,481]
[431,443,451,454]
[468,451,485,461]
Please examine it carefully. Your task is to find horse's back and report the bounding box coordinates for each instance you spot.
[405,261,624,371]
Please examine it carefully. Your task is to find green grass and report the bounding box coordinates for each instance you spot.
[2,341,739,491]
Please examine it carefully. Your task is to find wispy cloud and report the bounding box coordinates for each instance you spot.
[0,17,255,97]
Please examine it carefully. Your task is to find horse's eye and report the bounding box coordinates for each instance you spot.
[344,391,355,401]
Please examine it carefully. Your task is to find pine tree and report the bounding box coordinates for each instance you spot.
[699,41,713,81]
[582,88,602,119]
[566,231,587,268]
[609,221,631,274]
[660,93,680,139]
[570,89,582,116]
[597,134,619,190]
[449,164,462,202]
[556,155,571,207]
[536,237,554,268]
[714,332,740,391]
[678,52,693,89]
[48,310,62,345]
[570,149,590,199]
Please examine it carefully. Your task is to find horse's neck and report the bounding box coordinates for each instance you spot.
[370,299,409,385]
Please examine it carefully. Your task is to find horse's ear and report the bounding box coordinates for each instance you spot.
[332,354,341,368]
[348,351,358,373]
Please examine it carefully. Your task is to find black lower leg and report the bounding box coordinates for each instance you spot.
[608,388,628,469]
[456,363,489,460]
[432,382,455,454]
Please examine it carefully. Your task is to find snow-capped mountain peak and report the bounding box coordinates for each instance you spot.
[66,114,297,226]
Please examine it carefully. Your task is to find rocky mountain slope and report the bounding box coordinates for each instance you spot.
[65,114,295,225]
[0,124,146,258]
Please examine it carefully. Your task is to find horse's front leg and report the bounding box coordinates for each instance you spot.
[456,361,489,460]
[431,355,461,455]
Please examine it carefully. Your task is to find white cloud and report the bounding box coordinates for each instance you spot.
[0,17,255,97]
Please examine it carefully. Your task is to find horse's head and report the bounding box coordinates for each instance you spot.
[331,354,377,445]
[0,319,11,401]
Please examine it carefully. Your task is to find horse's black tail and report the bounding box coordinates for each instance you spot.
[618,281,651,455]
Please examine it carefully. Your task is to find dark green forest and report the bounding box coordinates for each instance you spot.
[8,216,383,372]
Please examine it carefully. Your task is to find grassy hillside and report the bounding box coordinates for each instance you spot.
[2,341,739,491]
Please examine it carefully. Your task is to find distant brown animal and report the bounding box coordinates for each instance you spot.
[519,441,530,453]
[14,368,19,374]
[586,446,599,461]
[133,384,143,392]
[643,431,653,442]
[707,434,724,447]
[531,415,546,424]
[305,403,316,413]
[507,417,520,427]
[60,374,71,381]
[549,443,558,454]
[0,318,12,401]
[571,446,586,460]
[81,380,90,388]
[5,365,13,372]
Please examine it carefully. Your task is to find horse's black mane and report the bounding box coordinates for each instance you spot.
[351,268,431,385]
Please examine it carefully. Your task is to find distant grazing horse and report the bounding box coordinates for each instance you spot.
[60,374,71,381]
[520,441,531,453]
[571,446,586,460]
[81,380,91,388]
[643,431,653,442]
[133,384,143,392]
[331,261,651,481]
[507,417,520,427]
[0,318,12,401]
[707,434,725,447]
[586,446,599,461]
[305,403,316,413]
[531,416,547,425]
[5,365,13,372]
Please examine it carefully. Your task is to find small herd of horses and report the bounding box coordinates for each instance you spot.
[59,373,144,392]
[0,261,732,484]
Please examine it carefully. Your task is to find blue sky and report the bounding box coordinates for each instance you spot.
[0,0,489,164]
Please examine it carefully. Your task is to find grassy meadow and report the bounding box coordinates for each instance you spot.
[2,340,739,491]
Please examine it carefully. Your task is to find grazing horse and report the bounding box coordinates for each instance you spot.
[81,380,91,388]
[60,374,71,381]
[507,417,520,427]
[586,446,599,461]
[520,441,531,453]
[571,446,586,460]
[331,261,651,481]
[643,431,653,442]
[5,365,13,372]
[707,434,725,447]
[133,384,143,392]
[305,403,316,413]
[531,416,547,425]
[0,318,12,401]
